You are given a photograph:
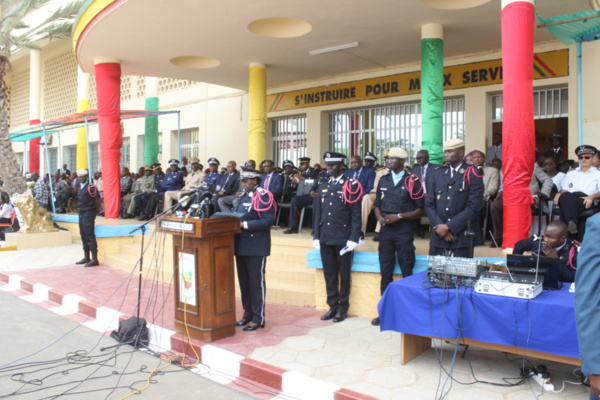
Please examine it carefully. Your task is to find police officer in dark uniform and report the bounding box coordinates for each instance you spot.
[283,157,327,233]
[74,169,100,267]
[314,151,363,323]
[281,160,298,203]
[232,167,276,331]
[513,220,578,283]
[425,138,484,257]
[204,157,221,188]
[371,147,424,326]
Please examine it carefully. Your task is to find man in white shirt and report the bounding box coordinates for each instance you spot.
[554,145,600,234]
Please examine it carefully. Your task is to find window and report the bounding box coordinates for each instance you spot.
[47,148,58,175]
[63,145,76,172]
[491,88,568,122]
[120,137,130,168]
[328,98,464,165]
[271,115,307,168]
[89,142,100,173]
[179,128,200,161]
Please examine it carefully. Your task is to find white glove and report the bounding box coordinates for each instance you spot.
[313,239,320,249]
[339,240,359,255]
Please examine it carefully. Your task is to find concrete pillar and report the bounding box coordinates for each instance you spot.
[421,23,444,165]
[144,77,160,165]
[76,67,91,170]
[248,62,267,164]
[29,49,42,174]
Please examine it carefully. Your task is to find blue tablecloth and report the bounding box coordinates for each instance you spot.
[378,272,579,359]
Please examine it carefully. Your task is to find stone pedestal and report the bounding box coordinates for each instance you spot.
[5,231,73,250]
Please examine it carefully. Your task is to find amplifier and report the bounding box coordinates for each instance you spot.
[476,273,543,299]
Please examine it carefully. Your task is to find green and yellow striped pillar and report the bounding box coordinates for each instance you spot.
[421,23,444,165]
[248,62,267,163]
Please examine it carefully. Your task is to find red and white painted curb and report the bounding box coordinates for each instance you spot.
[0,272,377,400]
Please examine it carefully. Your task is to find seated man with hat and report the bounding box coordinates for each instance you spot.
[123,166,154,218]
[204,157,221,188]
[281,160,298,203]
[554,145,600,234]
[163,157,204,211]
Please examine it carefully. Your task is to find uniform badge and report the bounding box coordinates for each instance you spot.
[381,192,385,199]
[459,168,464,174]
[437,194,441,200]
[322,189,328,192]
[569,183,573,188]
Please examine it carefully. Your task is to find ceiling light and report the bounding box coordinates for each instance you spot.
[309,42,359,56]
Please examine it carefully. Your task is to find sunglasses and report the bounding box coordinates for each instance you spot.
[578,155,592,160]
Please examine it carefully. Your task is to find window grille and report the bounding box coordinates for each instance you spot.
[179,128,200,161]
[120,137,130,168]
[491,88,568,122]
[271,115,307,168]
[62,145,77,172]
[328,98,464,165]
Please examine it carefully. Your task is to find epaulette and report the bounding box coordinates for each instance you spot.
[404,168,420,182]
[256,187,268,195]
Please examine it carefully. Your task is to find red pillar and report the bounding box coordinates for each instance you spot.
[501,0,535,249]
[94,61,122,219]
[28,124,41,174]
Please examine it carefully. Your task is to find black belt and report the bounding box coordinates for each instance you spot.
[78,206,94,212]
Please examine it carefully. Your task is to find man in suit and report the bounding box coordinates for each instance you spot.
[425,138,484,257]
[344,155,375,194]
[313,151,362,323]
[575,213,600,399]
[471,151,499,201]
[486,132,502,166]
[283,157,326,234]
[260,160,283,202]
[411,149,440,195]
[232,167,276,332]
[214,161,240,212]
[544,134,568,162]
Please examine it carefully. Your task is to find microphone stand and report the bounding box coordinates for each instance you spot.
[101,194,196,351]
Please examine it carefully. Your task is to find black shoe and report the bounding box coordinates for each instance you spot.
[283,228,298,234]
[333,312,347,323]
[371,317,381,326]
[122,214,133,219]
[242,323,265,331]
[85,259,99,267]
[320,309,337,321]
[235,319,251,327]
[137,215,147,221]
[76,257,90,265]
[372,234,379,242]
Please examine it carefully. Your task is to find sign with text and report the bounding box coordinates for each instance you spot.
[267,49,568,112]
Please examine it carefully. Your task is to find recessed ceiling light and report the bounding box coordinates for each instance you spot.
[421,0,492,10]
[170,56,220,69]
[248,17,312,38]
[309,42,359,56]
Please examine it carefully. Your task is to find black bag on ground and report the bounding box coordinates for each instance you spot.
[110,317,149,348]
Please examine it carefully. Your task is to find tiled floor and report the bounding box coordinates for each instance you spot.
[0,242,590,400]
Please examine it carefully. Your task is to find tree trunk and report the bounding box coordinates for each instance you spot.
[0,57,27,194]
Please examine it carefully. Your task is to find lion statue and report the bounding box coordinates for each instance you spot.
[12,194,57,233]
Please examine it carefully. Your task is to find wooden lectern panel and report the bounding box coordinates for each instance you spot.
[158,216,240,342]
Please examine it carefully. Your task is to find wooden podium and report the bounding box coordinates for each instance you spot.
[157,215,241,342]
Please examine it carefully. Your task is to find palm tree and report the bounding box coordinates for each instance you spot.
[0,0,83,194]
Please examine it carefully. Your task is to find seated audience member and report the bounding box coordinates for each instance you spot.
[593,151,600,170]
[31,173,50,209]
[124,166,155,218]
[215,161,241,212]
[544,134,568,162]
[54,173,73,213]
[260,160,283,202]
[245,160,256,169]
[204,157,221,188]
[360,162,389,239]
[163,157,204,211]
[0,191,19,240]
[281,160,298,203]
[283,167,329,234]
[554,145,600,234]
[513,220,578,283]
[344,155,375,194]
[135,164,166,220]
[363,152,377,169]
[464,150,476,165]
[491,162,553,247]
[557,157,574,174]
[120,167,133,197]
[145,159,184,216]
[472,151,499,201]
[542,156,565,193]
[486,132,502,166]
[491,158,501,171]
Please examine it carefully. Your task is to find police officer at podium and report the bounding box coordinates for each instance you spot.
[232,167,276,332]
